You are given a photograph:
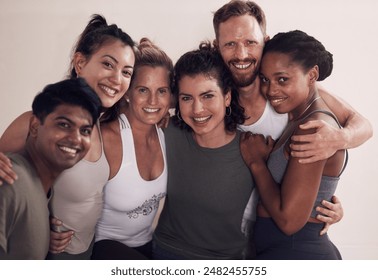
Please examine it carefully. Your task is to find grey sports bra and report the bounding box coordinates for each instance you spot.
[267,109,348,218]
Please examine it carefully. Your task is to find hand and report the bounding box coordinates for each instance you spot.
[316,195,344,235]
[0,152,18,186]
[290,120,344,164]
[240,132,274,168]
[49,217,74,254]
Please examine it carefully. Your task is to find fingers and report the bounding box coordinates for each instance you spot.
[50,216,63,226]
[49,230,74,254]
[331,195,341,204]
[267,136,275,147]
[291,133,316,144]
[315,199,342,225]
[0,157,18,185]
[319,223,330,236]
[298,119,324,130]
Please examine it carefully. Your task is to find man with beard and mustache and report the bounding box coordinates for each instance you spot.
[212,0,373,258]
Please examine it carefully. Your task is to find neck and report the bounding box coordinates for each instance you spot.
[192,129,235,149]
[237,79,267,124]
[24,143,60,195]
[124,109,157,138]
[291,89,321,121]
[237,78,261,101]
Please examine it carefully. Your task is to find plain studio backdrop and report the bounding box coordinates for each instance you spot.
[0,0,377,260]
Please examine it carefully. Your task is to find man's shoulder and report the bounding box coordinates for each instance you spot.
[7,153,34,177]
[3,153,38,191]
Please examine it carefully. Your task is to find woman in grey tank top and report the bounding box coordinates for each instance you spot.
[240,30,348,259]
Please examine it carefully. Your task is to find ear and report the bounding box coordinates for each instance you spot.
[73,52,87,77]
[124,89,131,103]
[29,115,40,138]
[308,65,319,85]
[213,39,219,50]
[264,35,270,43]
[225,90,232,107]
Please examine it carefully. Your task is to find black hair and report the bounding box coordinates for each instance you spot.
[32,78,102,125]
[69,14,136,123]
[69,14,135,78]
[263,30,333,81]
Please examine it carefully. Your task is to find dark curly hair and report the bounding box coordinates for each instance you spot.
[173,41,246,132]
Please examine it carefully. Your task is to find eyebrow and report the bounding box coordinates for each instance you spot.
[261,71,288,76]
[54,116,93,127]
[102,55,134,69]
[179,90,215,96]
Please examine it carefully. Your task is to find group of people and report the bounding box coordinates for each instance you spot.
[0,0,372,260]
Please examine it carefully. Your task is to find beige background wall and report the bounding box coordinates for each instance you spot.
[0,0,377,259]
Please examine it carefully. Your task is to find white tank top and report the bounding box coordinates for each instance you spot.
[95,114,167,247]
[49,121,110,254]
[238,101,288,230]
[238,101,288,140]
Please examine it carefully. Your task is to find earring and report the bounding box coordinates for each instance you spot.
[177,111,183,121]
[225,106,232,117]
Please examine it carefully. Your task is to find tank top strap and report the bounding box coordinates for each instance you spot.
[118,113,131,130]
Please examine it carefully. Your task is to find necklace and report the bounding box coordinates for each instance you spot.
[293,96,321,121]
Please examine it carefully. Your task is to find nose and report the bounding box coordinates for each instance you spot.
[67,128,82,145]
[192,99,204,114]
[235,43,248,60]
[268,82,280,96]
[148,92,158,105]
[110,70,122,85]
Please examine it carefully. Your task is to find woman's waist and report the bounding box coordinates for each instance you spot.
[257,204,322,224]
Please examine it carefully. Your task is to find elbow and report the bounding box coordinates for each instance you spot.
[276,218,304,236]
[368,121,374,139]
[281,226,299,236]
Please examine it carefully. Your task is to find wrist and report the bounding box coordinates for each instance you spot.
[339,128,351,150]
[249,160,267,173]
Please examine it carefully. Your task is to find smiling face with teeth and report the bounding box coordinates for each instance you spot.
[259,52,316,119]
[74,40,135,109]
[216,15,267,88]
[125,66,171,127]
[178,74,231,141]
[30,104,94,173]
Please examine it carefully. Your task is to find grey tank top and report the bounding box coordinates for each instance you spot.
[267,110,348,218]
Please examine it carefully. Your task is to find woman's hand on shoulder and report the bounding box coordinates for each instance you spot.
[0,152,18,186]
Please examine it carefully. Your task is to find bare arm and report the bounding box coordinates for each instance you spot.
[321,89,373,148]
[291,88,373,163]
[241,133,326,235]
[0,111,31,185]
[0,111,32,153]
